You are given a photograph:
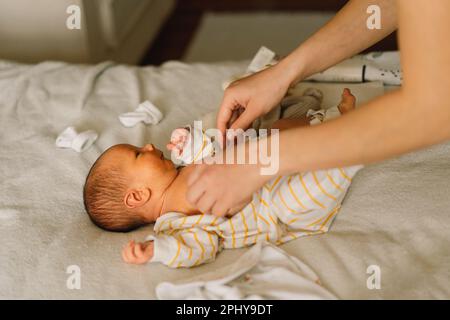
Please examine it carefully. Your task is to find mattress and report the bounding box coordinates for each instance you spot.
[0,59,449,299]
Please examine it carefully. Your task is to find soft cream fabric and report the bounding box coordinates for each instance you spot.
[0,59,449,299]
[155,242,337,300]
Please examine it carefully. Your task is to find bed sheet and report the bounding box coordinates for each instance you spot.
[0,59,449,299]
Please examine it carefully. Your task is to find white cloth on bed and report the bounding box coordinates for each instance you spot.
[55,126,98,152]
[307,105,342,125]
[156,242,337,300]
[119,100,163,127]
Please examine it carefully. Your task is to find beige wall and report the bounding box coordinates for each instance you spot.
[0,0,174,64]
[0,0,89,63]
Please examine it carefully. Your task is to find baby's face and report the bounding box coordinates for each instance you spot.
[101,144,176,187]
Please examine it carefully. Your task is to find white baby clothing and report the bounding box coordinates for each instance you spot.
[118,100,163,127]
[55,126,98,153]
[307,105,341,125]
[222,46,278,90]
[156,242,337,300]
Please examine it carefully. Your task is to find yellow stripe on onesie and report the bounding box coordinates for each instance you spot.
[147,118,363,268]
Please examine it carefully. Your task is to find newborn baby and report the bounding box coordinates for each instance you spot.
[84,89,361,268]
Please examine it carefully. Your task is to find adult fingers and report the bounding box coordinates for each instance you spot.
[228,199,251,216]
[186,181,206,207]
[216,93,239,138]
[228,107,258,133]
[211,201,229,217]
[187,164,205,187]
[197,195,216,215]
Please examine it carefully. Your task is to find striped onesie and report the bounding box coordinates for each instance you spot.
[147,107,363,268]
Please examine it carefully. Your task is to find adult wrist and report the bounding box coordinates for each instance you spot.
[275,53,307,88]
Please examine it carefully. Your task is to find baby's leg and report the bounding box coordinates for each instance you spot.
[271,88,356,131]
[271,117,310,131]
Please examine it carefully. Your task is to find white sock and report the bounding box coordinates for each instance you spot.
[55,126,98,152]
[119,100,163,128]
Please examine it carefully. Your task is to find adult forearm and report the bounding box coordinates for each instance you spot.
[272,0,450,175]
[278,0,397,85]
[276,90,450,175]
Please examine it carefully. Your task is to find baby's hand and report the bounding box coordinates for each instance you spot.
[121,240,154,265]
[167,127,190,156]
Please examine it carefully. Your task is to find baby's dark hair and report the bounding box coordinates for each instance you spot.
[83,148,147,232]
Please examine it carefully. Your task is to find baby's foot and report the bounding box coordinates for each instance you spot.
[337,88,356,114]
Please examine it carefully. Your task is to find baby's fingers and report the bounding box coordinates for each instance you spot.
[122,241,134,263]
[121,247,128,262]
[127,241,140,260]
[133,243,145,258]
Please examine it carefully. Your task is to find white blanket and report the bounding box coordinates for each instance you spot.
[1,59,449,299]
[156,242,337,300]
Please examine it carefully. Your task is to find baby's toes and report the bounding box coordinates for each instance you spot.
[344,88,356,101]
[338,89,356,113]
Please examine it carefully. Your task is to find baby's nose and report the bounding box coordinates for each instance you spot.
[142,144,154,152]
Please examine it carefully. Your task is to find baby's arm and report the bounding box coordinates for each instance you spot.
[122,228,220,268]
[271,117,310,131]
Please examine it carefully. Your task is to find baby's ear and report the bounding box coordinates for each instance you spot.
[124,188,151,209]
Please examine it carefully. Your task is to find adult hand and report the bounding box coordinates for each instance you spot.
[216,63,293,139]
[186,142,273,216]
[186,162,265,216]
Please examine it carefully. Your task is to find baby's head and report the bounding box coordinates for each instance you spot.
[83,144,177,232]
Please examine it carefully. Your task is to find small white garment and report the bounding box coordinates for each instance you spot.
[307,105,341,125]
[118,100,163,127]
[222,46,278,90]
[156,242,337,300]
[245,46,278,74]
[55,126,98,153]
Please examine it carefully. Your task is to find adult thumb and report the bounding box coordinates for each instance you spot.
[216,95,237,137]
[228,108,257,133]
